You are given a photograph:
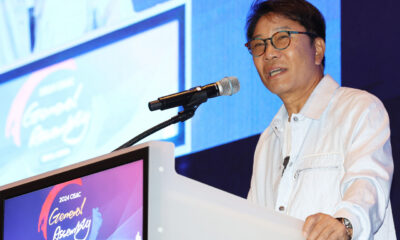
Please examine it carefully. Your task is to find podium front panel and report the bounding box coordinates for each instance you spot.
[0,145,149,240]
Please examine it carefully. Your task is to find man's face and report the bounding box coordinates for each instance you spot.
[251,13,324,99]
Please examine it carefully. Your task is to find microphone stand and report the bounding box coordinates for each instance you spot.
[113,91,208,152]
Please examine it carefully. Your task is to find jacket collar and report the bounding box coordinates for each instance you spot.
[300,74,339,120]
[271,74,339,135]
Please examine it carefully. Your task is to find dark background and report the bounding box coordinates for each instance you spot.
[176,0,400,236]
[342,0,400,236]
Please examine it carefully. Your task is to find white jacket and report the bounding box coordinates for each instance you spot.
[248,75,396,239]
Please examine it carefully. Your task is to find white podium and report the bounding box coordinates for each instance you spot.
[0,141,305,239]
[135,141,305,240]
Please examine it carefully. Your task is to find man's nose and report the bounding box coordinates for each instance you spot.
[263,43,279,61]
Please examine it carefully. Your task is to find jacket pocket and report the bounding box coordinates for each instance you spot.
[294,152,343,180]
[289,153,344,217]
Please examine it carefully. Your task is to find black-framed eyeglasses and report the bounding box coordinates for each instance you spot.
[245,30,316,57]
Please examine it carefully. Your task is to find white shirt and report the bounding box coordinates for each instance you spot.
[248,75,396,239]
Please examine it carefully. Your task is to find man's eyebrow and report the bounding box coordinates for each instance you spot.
[274,26,291,31]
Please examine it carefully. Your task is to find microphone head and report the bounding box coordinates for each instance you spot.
[217,76,240,96]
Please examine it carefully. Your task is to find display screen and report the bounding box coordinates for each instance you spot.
[0,0,340,186]
[2,159,144,240]
[0,5,185,186]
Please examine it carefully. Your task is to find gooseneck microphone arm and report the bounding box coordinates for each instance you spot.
[113,91,208,152]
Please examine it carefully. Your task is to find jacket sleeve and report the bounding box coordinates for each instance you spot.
[333,95,394,240]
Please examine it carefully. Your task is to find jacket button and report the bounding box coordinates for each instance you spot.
[279,206,285,211]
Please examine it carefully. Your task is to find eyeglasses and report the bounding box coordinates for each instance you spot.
[245,30,316,57]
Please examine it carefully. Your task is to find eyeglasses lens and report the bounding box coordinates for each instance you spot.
[272,31,290,50]
[248,39,265,56]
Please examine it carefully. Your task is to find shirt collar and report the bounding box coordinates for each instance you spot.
[271,105,288,135]
[271,74,339,134]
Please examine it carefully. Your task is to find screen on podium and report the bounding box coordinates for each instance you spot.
[0,147,148,240]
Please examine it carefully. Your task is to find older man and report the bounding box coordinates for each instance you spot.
[245,0,396,239]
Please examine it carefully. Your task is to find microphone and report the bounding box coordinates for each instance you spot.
[148,76,240,111]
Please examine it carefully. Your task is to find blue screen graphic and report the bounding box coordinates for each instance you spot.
[0,0,340,186]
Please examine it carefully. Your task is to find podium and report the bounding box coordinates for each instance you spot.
[0,141,304,239]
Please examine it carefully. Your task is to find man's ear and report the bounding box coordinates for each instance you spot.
[314,38,326,66]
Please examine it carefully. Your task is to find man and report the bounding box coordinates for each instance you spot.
[245,0,396,239]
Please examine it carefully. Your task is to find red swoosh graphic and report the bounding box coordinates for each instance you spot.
[5,60,77,146]
[38,178,82,240]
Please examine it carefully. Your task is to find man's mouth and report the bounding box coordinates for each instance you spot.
[269,68,286,77]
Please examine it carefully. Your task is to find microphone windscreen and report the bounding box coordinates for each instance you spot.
[217,76,240,96]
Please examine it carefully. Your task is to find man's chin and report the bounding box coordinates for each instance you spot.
[263,81,286,95]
